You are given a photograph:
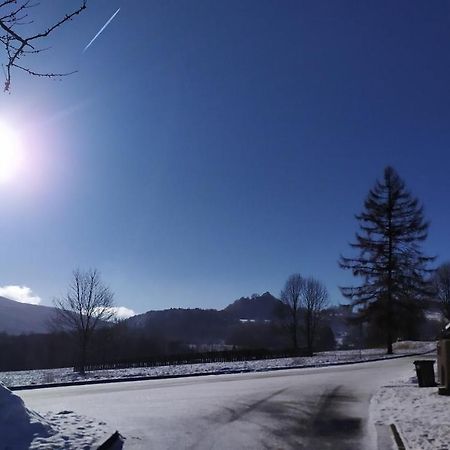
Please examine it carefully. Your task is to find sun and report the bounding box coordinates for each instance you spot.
[0,121,22,184]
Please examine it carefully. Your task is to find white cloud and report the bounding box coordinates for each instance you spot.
[0,285,41,305]
[110,306,136,319]
[93,306,136,320]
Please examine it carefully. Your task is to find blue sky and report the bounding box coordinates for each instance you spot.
[0,0,449,314]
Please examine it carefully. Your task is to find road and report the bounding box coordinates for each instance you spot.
[20,357,418,449]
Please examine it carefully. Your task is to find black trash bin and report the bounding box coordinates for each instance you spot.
[414,360,436,387]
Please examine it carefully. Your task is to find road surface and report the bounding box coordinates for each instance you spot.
[21,356,417,449]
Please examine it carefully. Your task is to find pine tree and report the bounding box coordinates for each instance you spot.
[339,166,434,354]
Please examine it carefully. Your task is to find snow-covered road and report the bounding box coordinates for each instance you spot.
[20,357,417,449]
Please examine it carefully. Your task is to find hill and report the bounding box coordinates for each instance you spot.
[0,296,58,335]
[124,292,290,351]
[125,308,233,345]
[223,292,284,321]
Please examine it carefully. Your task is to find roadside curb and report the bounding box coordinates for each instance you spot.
[390,423,407,450]
[9,348,435,392]
[97,431,125,450]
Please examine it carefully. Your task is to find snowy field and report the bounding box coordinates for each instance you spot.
[370,353,450,450]
[0,341,435,389]
[0,382,112,449]
[1,341,432,450]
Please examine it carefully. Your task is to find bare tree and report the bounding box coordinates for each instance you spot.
[280,274,304,350]
[54,268,115,374]
[0,0,87,91]
[434,263,450,321]
[302,277,329,355]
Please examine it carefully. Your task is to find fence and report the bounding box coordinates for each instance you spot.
[76,348,309,372]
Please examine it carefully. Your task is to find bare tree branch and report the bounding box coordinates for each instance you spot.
[280,273,304,351]
[0,0,87,91]
[302,277,329,355]
[280,273,329,354]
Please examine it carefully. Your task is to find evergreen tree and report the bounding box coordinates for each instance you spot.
[339,166,434,354]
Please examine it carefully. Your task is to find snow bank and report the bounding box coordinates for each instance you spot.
[0,382,52,448]
[0,341,435,389]
[370,355,450,450]
[29,411,111,450]
[0,382,110,449]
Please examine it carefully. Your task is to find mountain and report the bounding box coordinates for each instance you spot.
[123,292,290,351]
[0,290,348,346]
[126,292,284,331]
[0,296,58,335]
[223,292,284,321]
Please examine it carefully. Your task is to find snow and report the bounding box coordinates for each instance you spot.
[0,382,111,449]
[0,342,432,449]
[4,342,431,450]
[370,353,450,450]
[20,354,421,450]
[0,340,435,389]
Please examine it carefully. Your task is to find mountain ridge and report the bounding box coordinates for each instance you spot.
[0,292,284,336]
[0,296,58,335]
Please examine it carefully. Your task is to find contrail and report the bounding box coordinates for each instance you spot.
[83,8,120,53]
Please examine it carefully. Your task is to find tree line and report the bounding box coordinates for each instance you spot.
[0,309,337,372]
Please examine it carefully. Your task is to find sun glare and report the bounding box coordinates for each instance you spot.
[0,121,22,184]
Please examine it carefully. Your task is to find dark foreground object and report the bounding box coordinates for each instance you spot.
[413,360,435,387]
[437,336,450,395]
[97,431,125,450]
[390,424,406,450]
[438,386,450,395]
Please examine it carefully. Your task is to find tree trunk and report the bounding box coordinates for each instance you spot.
[79,335,88,375]
[386,178,394,355]
[386,330,393,355]
[306,312,313,356]
[386,292,393,354]
[292,323,298,351]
